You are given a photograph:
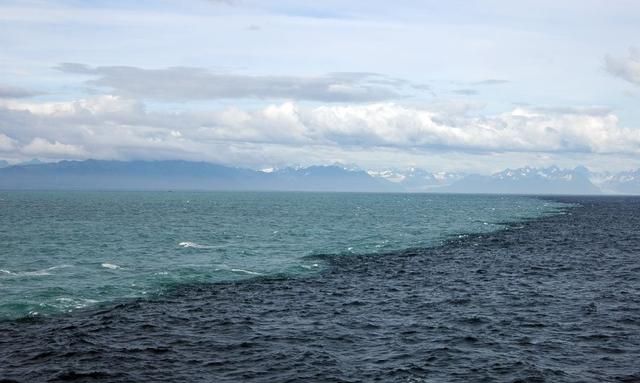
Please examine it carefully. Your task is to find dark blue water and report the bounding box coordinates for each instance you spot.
[1,195,639,382]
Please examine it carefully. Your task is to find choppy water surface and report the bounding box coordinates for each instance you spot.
[1,194,640,382]
[0,192,563,319]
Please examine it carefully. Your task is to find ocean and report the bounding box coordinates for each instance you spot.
[1,192,639,382]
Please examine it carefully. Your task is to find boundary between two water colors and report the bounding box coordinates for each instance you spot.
[1,195,577,323]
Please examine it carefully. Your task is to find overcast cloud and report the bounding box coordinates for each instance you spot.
[57,63,416,102]
[0,85,42,99]
[1,0,640,172]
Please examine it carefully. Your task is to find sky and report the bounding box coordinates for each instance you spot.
[1,0,640,173]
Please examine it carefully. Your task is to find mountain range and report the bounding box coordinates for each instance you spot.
[0,159,639,194]
[0,160,398,192]
[439,166,600,195]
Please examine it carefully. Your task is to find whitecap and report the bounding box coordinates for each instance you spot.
[179,241,214,249]
[21,270,52,276]
[40,264,73,273]
[0,265,69,277]
[56,297,74,302]
[48,264,73,270]
[101,263,120,270]
[55,297,99,309]
[230,268,263,275]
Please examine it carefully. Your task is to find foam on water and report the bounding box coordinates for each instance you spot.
[230,268,263,276]
[179,241,215,249]
[55,297,100,310]
[0,265,72,278]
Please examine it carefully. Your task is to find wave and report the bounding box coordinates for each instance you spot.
[179,241,215,249]
[55,297,100,309]
[230,268,263,276]
[298,263,320,270]
[0,265,72,277]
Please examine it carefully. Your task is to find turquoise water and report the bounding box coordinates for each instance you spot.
[0,192,568,319]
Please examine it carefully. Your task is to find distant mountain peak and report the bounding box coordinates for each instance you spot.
[442,165,600,195]
[366,167,466,192]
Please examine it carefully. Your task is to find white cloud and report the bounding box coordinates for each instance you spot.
[213,102,637,154]
[22,138,87,158]
[1,96,640,170]
[606,47,640,86]
[0,133,17,152]
[2,95,143,117]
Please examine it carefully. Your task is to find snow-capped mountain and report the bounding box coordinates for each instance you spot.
[367,168,465,192]
[270,165,400,192]
[592,169,640,194]
[493,165,590,181]
[367,165,604,194]
[443,165,600,195]
[2,159,640,194]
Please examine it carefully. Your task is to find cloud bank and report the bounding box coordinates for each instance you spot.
[1,96,638,167]
[0,85,41,99]
[57,63,418,102]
